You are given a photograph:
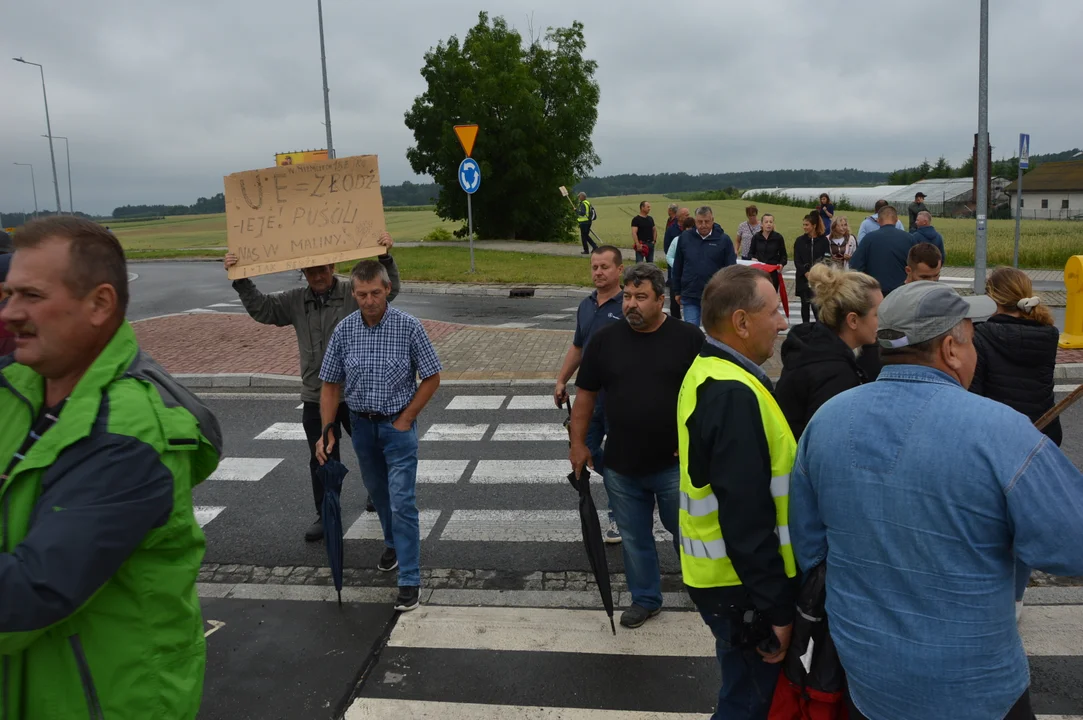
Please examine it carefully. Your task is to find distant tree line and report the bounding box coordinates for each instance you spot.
[887,148,1082,185]
[111,193,226,218]
[1,210,96,227]
[575,169,887,197]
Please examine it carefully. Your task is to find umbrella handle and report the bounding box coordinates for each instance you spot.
[322,423,337,447]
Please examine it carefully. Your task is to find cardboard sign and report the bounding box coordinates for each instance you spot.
[224,154,387,279]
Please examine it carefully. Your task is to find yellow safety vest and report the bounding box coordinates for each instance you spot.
[577,200,592,224]
[677,353,798,588]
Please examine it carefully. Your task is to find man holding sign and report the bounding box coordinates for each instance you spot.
[223,235,399,542]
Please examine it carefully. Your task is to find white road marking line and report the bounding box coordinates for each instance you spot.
[1055,384,1080,393]
[385,605,714,657]
[208,457,283,481]
[421,423,490,441]
[296,403,304,410]
[491,423,568,441]
[417,460,471,483]
[229,298,244,304]
[345,699,707,719]
[185,308,219,314]
[506,395,564,410]
[446,395,506,410]
[470,460,600,484]
[532,313,570,321]
[207,303,239,308]
[204,619,226,638]
[492,322,538,329]
[561,306,580,312]
[440,510,641,542]
[344,509,442,540]
[254,422,307,441]
[194,506,225,528]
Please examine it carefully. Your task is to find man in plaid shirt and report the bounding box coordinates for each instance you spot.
[316,259,442,612]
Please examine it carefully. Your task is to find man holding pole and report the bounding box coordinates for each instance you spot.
[577,192,599,254]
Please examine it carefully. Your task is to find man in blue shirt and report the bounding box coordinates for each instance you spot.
[317,259,442,613]
[911,210,946,262]
[555,245,625,543]
[857,199,905,243]
[790,281,1083,720]
[671,206,736,327]
[849,205,914,295]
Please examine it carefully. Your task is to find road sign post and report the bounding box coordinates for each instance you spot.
[454,124,480,273]
[1014,133,1029,268]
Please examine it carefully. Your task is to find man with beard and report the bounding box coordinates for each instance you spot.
[570,263,704,628]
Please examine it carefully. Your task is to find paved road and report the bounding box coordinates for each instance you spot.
[195,385,1083,718]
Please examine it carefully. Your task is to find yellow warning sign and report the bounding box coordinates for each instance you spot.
[453,124,479,157]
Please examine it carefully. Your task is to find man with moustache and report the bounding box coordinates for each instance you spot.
[570,263,704,628]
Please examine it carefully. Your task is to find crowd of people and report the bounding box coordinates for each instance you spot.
[0,211,1079,719]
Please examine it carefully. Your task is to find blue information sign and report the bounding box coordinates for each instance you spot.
[1019,133,1030,169]
[458,158,481,195]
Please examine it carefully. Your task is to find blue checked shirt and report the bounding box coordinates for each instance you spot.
[319,305,442,415]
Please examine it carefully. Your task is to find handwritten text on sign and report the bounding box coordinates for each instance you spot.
[223,154,387,279]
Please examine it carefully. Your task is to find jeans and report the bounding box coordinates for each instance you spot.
[585,393,614,520]
[302,402,352,515]
[349,412,422,587]
[682,302,701,328]
[579,223,597,253]
[603,464,680,610]
[691,592,782,720]
[1015,556,1031,602]
[848,688,1035,720]
[635,243,655,263]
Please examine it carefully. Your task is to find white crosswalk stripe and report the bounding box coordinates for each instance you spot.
[208,457,283,481]
[471,460,600,484]
[254,422,306,440]
[422,423,490,441]
[507,395,564,410]
[491,423,568,441]
[343,604,1083,718]
[532,313,571,321]
[194,506,225,527]
[446,395,505,410]
[345,509,442,540]
[417,460,471,483]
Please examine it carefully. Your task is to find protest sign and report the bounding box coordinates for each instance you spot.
[223,154,386,279]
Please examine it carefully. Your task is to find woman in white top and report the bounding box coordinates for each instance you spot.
[827,215,857,270]
[735,204,761,260]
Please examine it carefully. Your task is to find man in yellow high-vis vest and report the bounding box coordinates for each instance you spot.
[576,192,598,254]
[676,264,796,720]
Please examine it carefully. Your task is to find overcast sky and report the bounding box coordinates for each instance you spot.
[3,0,1081,215]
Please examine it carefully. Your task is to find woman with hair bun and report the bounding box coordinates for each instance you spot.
[775,263,883,439]
[970,267,1061,621]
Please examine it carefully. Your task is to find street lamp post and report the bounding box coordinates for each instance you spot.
[13,163,39,219]
[43,134,73,214]
[14,57,63,215]
[973,0,990,294]
[316,0,334,159]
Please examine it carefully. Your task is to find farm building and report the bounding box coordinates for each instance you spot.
[742,177,996,217]
[1004,160,1083,220]
[740,186,905,211]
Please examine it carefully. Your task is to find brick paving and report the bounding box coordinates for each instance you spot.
[131,313,793,380]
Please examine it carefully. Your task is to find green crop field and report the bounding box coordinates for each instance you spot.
[108,195,1081,270]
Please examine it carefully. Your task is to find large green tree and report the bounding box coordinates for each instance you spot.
[404,12,600,241]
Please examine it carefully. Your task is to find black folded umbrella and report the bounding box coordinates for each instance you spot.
[564,399,616,634]
[318,423,349,606]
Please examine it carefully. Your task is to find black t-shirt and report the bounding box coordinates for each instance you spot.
[576,317,705,475]
[631,215,655,243]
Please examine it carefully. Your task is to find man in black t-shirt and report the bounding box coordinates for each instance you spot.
[570,263,705,629]
[630,200,657,263]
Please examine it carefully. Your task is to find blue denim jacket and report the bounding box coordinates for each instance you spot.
[791,364,1083,720]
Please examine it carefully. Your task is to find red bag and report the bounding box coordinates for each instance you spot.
[769,677,849,720]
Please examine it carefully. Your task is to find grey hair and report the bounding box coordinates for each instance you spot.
[917,210,932,223]
[668,202,679,212]
[577,192,586,200]
[881,321,970,364]
[695,206,714,218]
[701,265,772,334]
[350,259,391,287]
[622,263,666,299]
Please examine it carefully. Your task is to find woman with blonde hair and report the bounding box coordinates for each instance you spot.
[970,267,1061,619]
[827,215,858,270]
[775,263,883,439]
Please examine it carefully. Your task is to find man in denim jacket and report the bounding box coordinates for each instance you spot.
[790,281,1083,720]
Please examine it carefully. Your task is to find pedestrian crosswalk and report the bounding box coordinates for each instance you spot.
[342,604,1083,718]
[494,301,809,331]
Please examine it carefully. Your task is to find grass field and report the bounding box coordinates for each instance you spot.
[335,247,591,286]
[107,195,1082,271]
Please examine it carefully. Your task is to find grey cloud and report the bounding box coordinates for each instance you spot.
[2,0,1080,215]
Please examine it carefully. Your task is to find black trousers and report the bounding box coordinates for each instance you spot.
[800,295,819,324]
[579,223,597,252]
[301,401,352,515]
[847,688,1035,720]
[667,270,682,320]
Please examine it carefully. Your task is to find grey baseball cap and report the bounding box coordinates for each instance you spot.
[877,281,996,349]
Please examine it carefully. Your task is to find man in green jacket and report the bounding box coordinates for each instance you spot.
[224,236,400,541]
[0,217,222,719]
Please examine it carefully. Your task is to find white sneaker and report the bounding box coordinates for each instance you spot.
[604,520,622,544]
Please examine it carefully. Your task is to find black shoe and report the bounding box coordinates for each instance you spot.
[377,547,398,572]
[304,519,324,542]
[366,497,376,512]
[580,251,591,255]
[395,585,420,612]
[619,604,661,629]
